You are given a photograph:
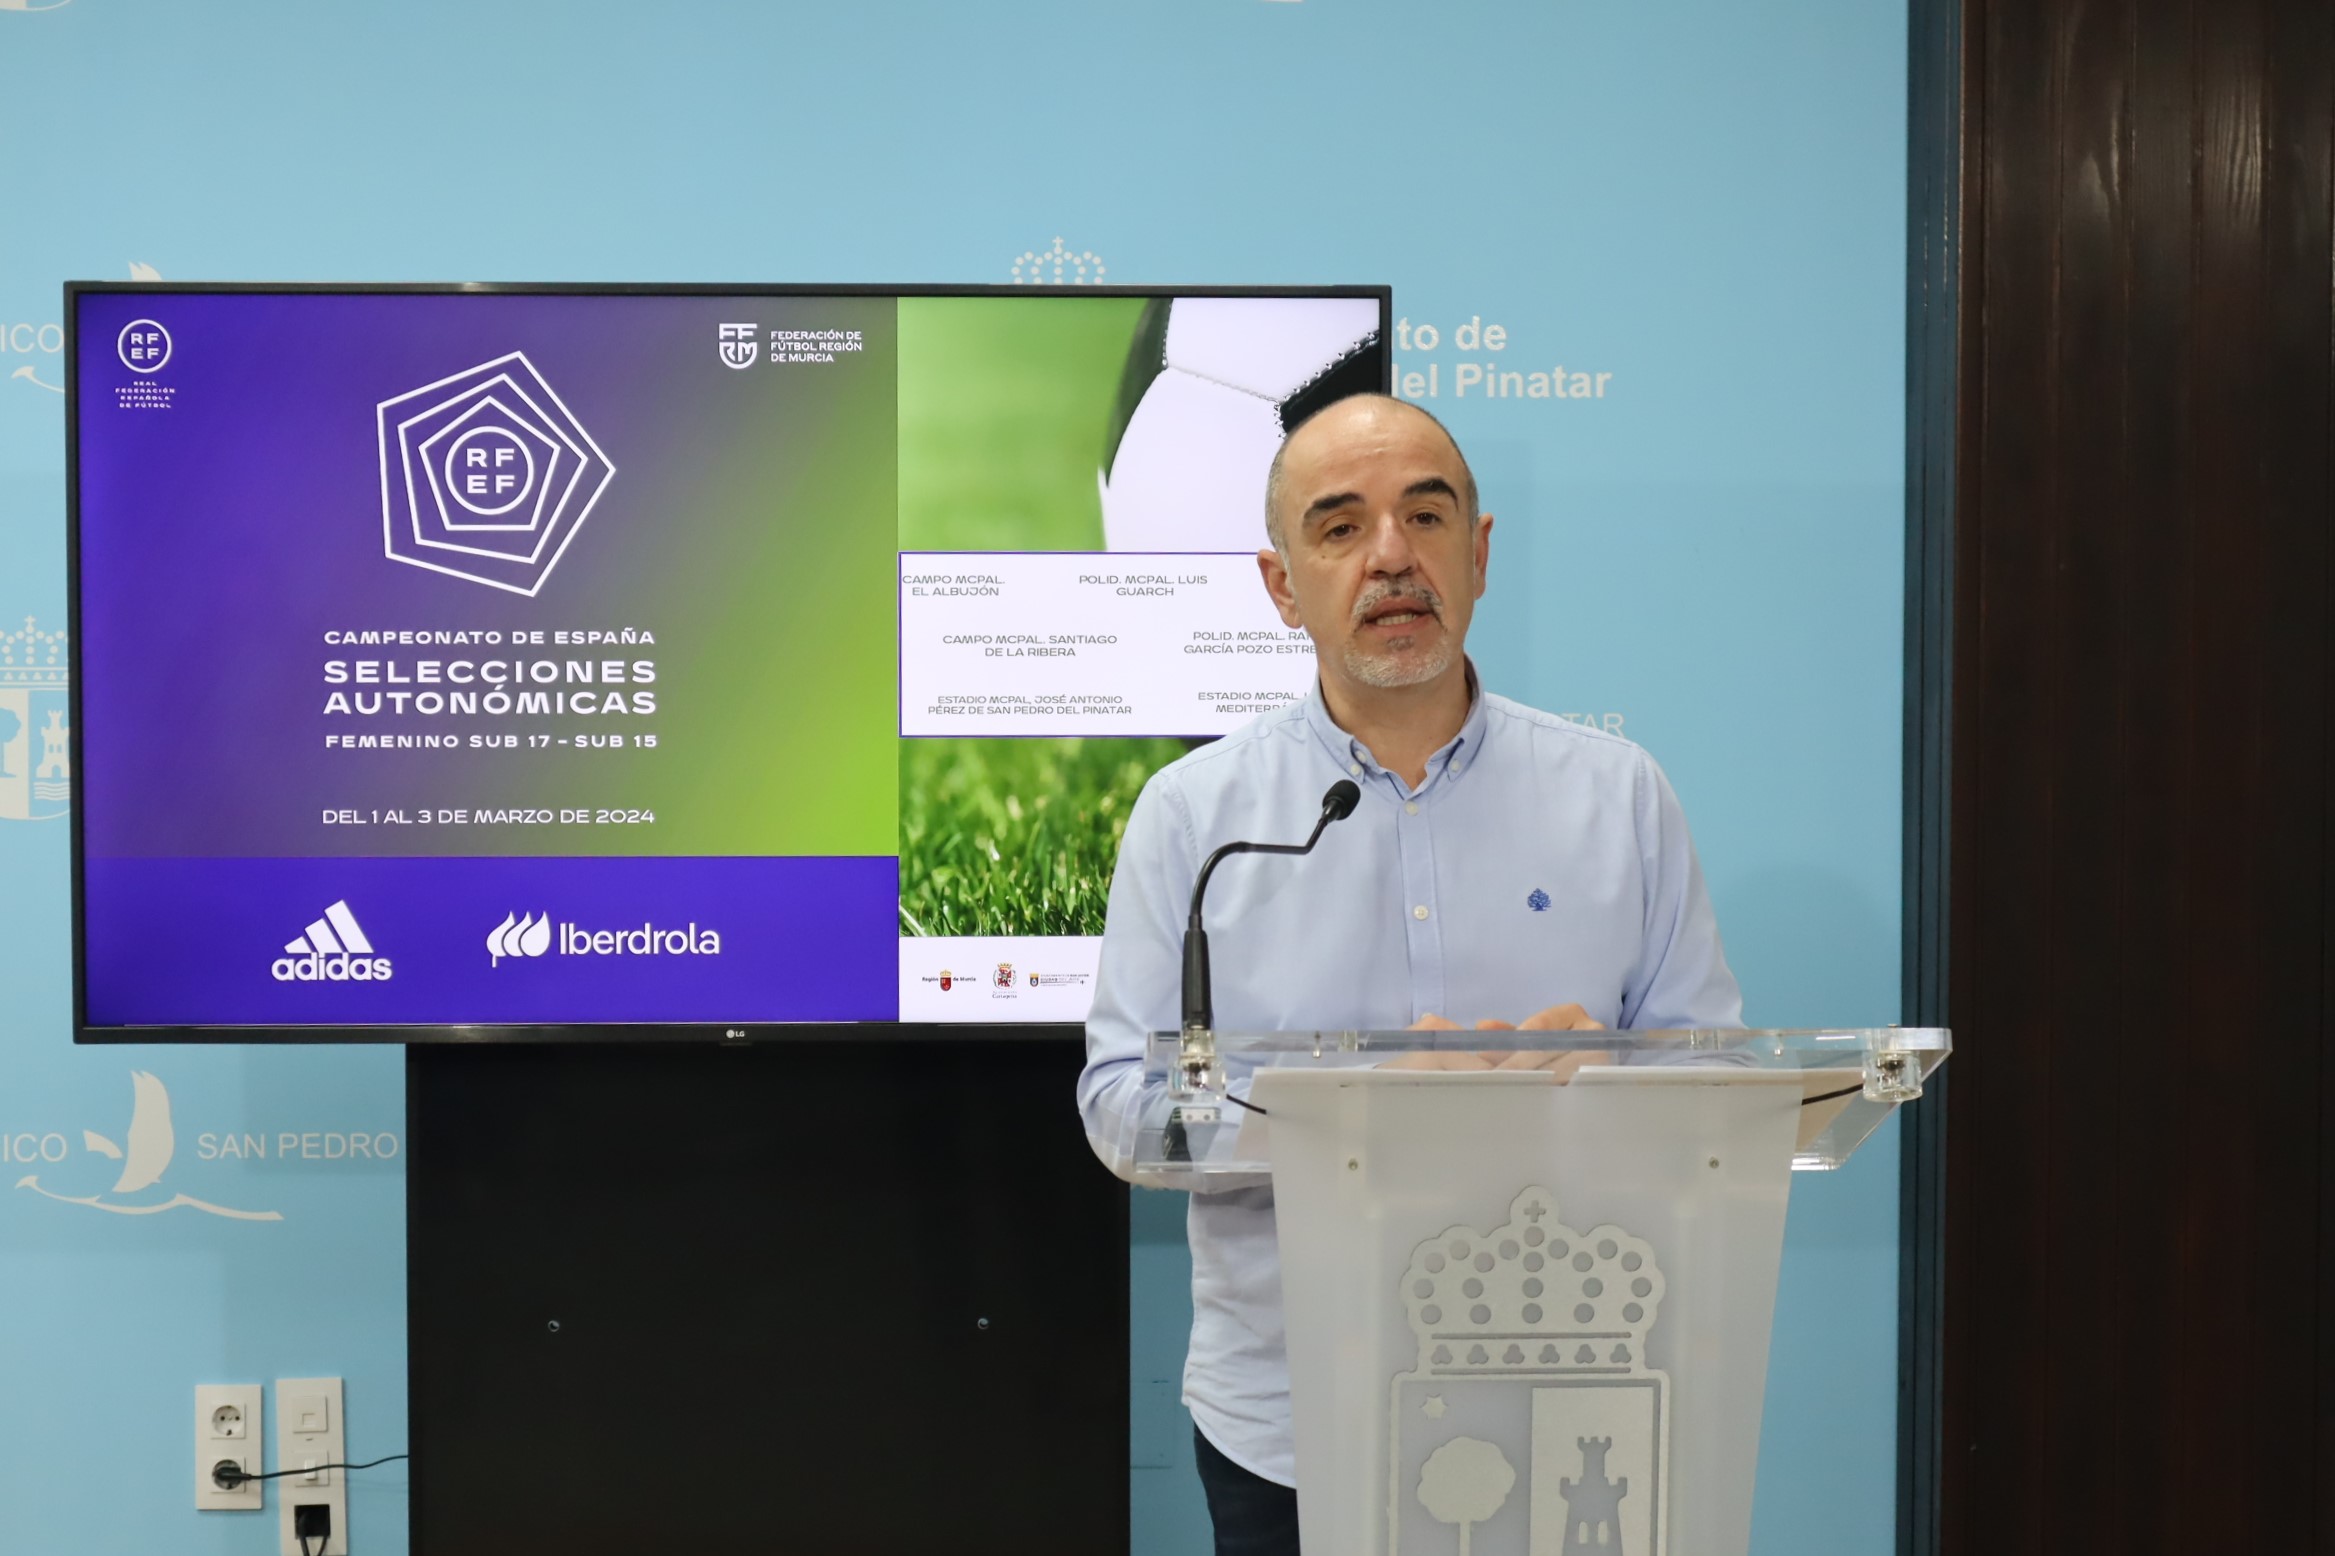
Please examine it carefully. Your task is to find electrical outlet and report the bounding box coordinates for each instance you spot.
[194,1384,263,1510]
[275,1377,347,1556]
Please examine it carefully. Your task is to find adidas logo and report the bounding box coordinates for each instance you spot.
[270,900,393,983]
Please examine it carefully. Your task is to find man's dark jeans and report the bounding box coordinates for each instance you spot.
[1192,1426,1300,1556]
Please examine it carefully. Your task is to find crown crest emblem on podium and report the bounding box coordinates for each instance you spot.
[0,614,71,823]
[1390,1187,1672,1556]
[1403,1187,1666,1374]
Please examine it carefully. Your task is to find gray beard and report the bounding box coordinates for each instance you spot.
[1342,630,1457,689]
[1342,575,1454,689]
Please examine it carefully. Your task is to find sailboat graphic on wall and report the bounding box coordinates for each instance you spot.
[15,1071,282,1221]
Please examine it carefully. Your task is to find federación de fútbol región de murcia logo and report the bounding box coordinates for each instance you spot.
[377,353,616,598]
[717,323,758,369]
[273,899,392,983]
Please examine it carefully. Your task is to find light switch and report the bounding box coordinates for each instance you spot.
[274,1377,346,1556]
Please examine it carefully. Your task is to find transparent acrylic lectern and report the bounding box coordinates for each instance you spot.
[1124,1026,1950,1556]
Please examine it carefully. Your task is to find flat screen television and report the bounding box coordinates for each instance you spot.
[64,283,1390,1040]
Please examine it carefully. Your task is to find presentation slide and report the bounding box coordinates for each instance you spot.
[899,553,1314,737]
[72,288,1383,1030]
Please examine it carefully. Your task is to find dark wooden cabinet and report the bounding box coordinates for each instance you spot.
[1904,0,2334,1549]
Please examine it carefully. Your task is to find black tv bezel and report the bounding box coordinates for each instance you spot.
[66,280,1394,1044]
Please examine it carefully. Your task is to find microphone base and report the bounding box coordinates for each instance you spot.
[1175,1020,1219,1098]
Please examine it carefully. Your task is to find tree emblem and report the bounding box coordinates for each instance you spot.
[1418,1435,1515,1556]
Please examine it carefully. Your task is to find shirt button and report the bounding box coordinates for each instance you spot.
[1349,763,1362,776]
[1405,802,1419,815]
[1412,904,1430,920]
[1449,759,1465,774]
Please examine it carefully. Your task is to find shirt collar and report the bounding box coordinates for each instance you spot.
[1301,661,1490,790]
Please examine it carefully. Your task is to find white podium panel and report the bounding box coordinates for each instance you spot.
[1255,1070,1801,1556]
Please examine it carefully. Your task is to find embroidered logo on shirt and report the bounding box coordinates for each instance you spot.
[1527,888,1551,912]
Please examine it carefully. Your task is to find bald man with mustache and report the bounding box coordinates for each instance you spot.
[1080,394,1741,1555]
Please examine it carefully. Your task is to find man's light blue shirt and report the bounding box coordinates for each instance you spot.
[1078,676,1742,1486]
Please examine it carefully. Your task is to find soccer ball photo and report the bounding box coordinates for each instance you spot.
[1099,296,1384,552]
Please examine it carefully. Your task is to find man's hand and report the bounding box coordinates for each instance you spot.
[1507,1004,1612,1080]
[1380,1013,1499,1069]
[1379,1006,1613,1079]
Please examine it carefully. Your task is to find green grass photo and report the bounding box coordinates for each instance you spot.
[899,736,1191,937]
[896,295,1143,552]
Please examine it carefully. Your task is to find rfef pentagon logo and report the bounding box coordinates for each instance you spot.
[376,353,616,597]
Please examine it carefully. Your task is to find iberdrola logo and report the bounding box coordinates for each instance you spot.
[487,911,553,965]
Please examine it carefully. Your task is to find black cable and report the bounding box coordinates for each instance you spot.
[1222,1091,1268,1117]
[214,1454,408,1490]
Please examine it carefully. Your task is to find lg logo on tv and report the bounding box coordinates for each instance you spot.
[270,900,394,983]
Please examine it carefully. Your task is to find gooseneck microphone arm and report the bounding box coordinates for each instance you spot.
[1181,779,1363,1040]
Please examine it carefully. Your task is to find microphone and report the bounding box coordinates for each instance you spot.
[1181,779,1364,1040]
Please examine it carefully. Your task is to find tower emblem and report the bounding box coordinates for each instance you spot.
[0,614,69,822]
[1390,1187,1670,1555]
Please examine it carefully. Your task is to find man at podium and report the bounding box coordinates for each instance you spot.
[1079,393,1742,1555]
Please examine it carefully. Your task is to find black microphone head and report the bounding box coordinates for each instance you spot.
[1323,779,1362,822]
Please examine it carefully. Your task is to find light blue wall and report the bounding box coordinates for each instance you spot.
[0,2,1905,1551]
